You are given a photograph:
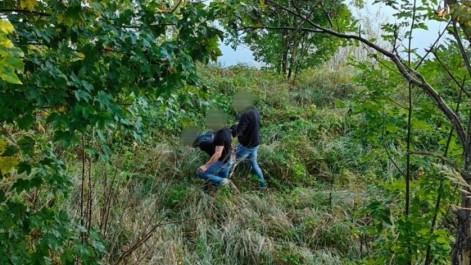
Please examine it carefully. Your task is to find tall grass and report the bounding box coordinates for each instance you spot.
[65,64,376,264]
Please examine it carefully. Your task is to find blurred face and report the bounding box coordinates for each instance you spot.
[232,91,255,113]
[205,108,227,131]
[180,126,199,146]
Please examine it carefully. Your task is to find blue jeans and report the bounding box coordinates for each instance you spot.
[236,144,266,186]
[196,160,231,185]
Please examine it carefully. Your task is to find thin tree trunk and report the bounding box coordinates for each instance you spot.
[293,35,307,80]
[449,3,471,261]
[80,133,86,243]
[425,79,464,264]
[264,1,471,262]
[453,166,471,265]
[287,44,294,80]
[453,101,471,265]
[405,0,417,261]
[87,157,93,234]
[281,29,288,76]
[405,81,412,262]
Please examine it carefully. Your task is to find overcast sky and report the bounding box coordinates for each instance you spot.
[216,2,448,67]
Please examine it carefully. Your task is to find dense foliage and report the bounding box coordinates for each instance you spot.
[215,0,351,79]
[0,0,221,263]
[3,0,471,264]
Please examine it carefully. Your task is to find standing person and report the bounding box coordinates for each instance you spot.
[231,92,267,188]
[195,110,233,186]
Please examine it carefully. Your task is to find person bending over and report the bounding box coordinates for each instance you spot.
[195,110,232,186]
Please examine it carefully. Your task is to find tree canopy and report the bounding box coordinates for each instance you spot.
[214,0,353,79]
[0,0,221,263]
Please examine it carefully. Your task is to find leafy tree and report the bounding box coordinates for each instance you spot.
[215,0,471,263]
[0,0,221,263]
[216,0,352,79]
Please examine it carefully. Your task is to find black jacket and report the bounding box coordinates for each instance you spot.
[199,128,232,163]
[231,106,260,148]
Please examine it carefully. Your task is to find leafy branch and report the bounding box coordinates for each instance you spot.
[264,0,466,148]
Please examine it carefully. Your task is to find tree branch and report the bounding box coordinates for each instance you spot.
[409,151,466,177]
[430,49,471,98]
[122,23,176,29]
[383,144,406,176]
[320,2,334,29]
[171,0,183,13]
[115,217,204,264]
[0,124,17,145]
[450,22,471,79]
[0,9,51,17]
[265,0,467,147]
[240,25,322,33]
[415,20,451,69]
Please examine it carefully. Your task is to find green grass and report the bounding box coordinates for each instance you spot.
[64,64,417,264]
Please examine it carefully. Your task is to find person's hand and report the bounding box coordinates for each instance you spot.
[198,165,207,173]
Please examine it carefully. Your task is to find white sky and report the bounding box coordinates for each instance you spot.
[217,42,263,67]
[216,1,448,67]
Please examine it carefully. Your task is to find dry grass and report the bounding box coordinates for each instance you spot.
[68,167,366,264]
[63,64,371,264]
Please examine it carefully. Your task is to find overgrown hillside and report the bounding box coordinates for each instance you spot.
[3,1,470,264]
[61,64,445,264]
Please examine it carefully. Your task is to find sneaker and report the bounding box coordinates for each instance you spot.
[220,178,230,185]
[221,179,240,193]
[259,181,267,188]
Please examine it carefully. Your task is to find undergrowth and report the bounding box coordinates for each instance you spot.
[63,64,453,264]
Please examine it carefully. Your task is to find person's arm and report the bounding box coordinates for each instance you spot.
[231,115,249,137]
[198,145,224,172]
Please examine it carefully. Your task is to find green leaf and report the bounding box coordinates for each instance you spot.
[0,66,22,84]
[17,114,34,130]
[12,178,31,192]
[0,138,19,173]
[17,162,32,175]
[74,90,91,102]
[18,136,35,155]
[54,130,78,147]
[0,20,14,34]
[20,0,38,11]
[96,91,111,109]
[82,81,94,92]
